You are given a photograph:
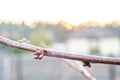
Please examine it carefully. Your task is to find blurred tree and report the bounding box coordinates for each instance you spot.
[30,27,53,46]
[0,23,32,53]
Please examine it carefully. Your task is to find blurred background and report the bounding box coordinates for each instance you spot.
[0,0,120,80]
[0,22,120,80]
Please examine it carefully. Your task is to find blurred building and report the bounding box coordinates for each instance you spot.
[0,53,120,80]
[53,27,120,56]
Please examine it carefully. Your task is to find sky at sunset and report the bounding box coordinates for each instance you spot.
[0,0,120,25]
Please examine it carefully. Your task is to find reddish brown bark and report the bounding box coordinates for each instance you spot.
[0,36,120,65]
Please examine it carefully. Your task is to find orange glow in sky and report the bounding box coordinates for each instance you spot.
[0,0,120,25]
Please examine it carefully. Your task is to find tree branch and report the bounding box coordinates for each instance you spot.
[62,59,96,80]
[0,36,120,66]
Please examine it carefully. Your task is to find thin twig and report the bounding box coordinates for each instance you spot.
[63,59,96,80]
[0,36,120,65]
